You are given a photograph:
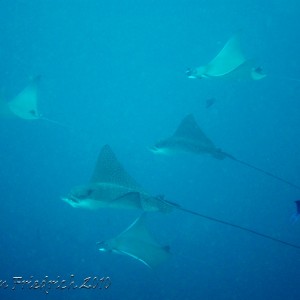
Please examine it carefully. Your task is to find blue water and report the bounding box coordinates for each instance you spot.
[1,1,300,299]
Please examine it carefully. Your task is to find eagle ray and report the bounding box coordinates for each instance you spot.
[0,76,67,127]
[186,35,266,80]
[150,114,300,191]
[63,144,300,250]
[97,213,171,268]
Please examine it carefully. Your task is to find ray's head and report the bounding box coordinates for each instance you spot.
[28,109,41,119]
[97,241,112,253]
[148,140,173,155]
[251,67,267,80]
[186,68,198,79]
[61,185,95,208]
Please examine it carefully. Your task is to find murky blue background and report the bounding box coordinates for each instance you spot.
[0,1,300,299]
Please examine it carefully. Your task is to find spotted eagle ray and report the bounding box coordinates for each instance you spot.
[0,76,66,127]
[186,35,266,80]
[63,144,300,250]
[150,114,300,192]
[97,213,171,268]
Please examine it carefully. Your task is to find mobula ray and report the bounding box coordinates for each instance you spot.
[186,35,266,80]
[150,114,300,191]
[97,213,171,268]
[63,144,300,250]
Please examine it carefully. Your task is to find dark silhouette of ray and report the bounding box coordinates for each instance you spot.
[296,200,300,214]
[291,200,300,224]
[205,97,216,109]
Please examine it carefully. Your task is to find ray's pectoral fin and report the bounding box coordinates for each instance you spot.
[90,145,145,192]
[110,192,143,210]
[98,214,171,268]
[8,76,41,120]
[188,35,265,80]
[2,75,67,127]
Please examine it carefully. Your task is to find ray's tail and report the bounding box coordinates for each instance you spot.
[221,151,300,191]
[173,204,300,250]
[271,75,300,83]
[40,116,71,129]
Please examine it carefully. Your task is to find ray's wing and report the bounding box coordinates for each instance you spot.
[8,76,41,120]
[210,58,265,80]
[109,192,143,210]
[105,214,170,268]
[91,145,144,191]
[205,36,246,77]
[173,114,216,148]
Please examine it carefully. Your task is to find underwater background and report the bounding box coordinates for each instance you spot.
[0,0,300,299]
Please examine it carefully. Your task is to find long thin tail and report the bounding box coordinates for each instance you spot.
[272,75,300,83]
[175,205,300,250]
[222,152,300,191]
[40,116,71,129]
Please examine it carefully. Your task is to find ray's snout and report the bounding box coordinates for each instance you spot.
[186,68,197,79]
[61,194,80,208]
[148,145,159,153]
[97,241,110,252]
[148,145,167,154]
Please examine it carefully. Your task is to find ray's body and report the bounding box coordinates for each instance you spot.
[151,114,300,191]
[187,36,266,81]
[63,144,300,250]
[63,145,174,213]
[97,214,171,268]
[0,76,67,127]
